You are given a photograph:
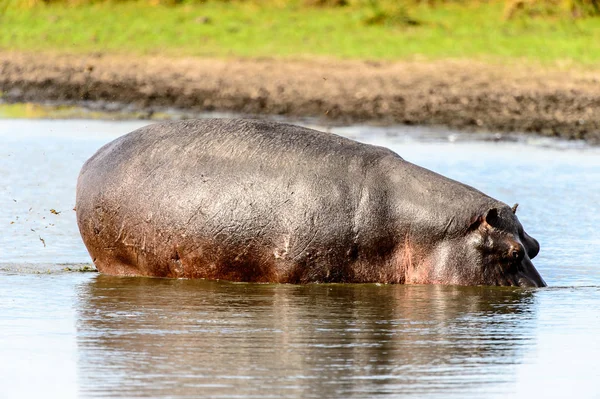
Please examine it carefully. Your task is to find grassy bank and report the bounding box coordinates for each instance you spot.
[0,0,599,65]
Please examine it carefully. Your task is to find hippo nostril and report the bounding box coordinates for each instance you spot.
[522,234,540,259]
[527,238,540,259]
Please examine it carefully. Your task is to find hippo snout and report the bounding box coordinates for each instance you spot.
[517,274,545,287]
[523,233,540,260]
[517,258,546,287]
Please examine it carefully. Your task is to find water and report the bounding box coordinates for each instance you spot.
[1,119,599,398]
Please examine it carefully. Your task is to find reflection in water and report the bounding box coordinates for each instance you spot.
[77,276,537,398]
[2,120,598,398]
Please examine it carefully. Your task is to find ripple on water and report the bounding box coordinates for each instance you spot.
[1,119,599,398]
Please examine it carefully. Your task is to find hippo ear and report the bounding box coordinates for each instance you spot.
[485,208,500,227]
[511,203,519,214]
[468,208,500,231]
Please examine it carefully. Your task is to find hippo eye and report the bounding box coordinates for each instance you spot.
[511,249,523,262]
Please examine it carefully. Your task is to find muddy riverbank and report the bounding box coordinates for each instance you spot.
[1,52,599,143]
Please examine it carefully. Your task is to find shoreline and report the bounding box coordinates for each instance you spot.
[1,52,599,143]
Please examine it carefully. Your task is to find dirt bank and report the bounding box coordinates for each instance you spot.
[1,52,599,143]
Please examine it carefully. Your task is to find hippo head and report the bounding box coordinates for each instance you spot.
[424,204,546,287]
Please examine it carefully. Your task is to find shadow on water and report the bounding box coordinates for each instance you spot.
[76,276,539,398]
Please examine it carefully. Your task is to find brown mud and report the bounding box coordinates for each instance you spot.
[1,52,599,143]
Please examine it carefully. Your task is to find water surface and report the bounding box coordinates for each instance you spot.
[1,119,599,398]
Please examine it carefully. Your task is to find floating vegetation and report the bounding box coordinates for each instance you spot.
[62,265,97,272]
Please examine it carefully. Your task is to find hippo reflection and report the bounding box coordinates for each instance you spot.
[76,277,537,398]
[76,119,545,287]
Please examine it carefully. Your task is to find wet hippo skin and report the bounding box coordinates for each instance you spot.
[76,119,546,287]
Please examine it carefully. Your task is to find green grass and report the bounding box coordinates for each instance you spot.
[0,102,176,119]
[0,102,82,118]
[1,1,600,65]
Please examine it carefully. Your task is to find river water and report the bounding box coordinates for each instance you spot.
[1,119,599,398]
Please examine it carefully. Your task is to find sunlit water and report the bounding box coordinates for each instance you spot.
[1,119,599,398]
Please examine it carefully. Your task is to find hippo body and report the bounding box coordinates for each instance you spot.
[76,119,545,287]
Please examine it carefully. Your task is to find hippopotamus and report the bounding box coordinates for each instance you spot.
[76,118,546,287]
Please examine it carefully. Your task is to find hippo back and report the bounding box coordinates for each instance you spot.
[77,119,403,282]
